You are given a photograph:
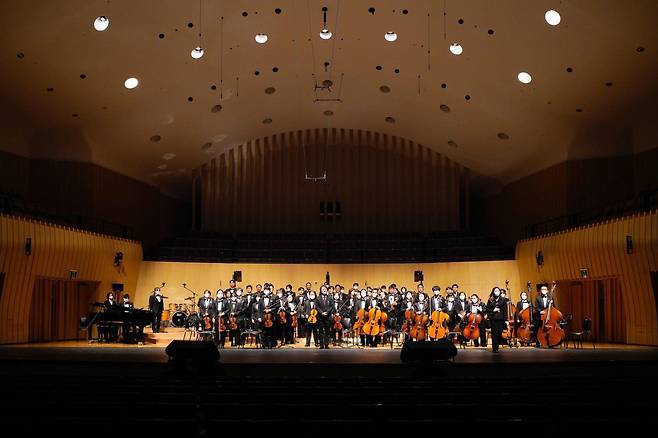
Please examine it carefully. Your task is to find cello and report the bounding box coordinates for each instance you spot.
[353,308,366,336]
[428,309,450,340]
[462,300,483,342]
[515,282,534,345]
[401,306,414,334]
[363,307,382,337]
[409,310,429,341]
[537,281,565,348]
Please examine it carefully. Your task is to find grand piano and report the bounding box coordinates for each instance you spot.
[83,305,154,343]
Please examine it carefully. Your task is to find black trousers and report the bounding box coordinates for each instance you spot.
[490,319,505,351]
[306,322,319,346]
[473,322,487,347]
[262,324,276,348]
[318,316,331,348]
[297,318,307,338]
[152,312,162,333]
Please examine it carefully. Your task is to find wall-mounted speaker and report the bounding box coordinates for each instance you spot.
[233,271,242,282]
[414,270,424,283]
[112,283,124,292]
[536,251,544,266]
[626,235,633,254]
[25,237,32,256]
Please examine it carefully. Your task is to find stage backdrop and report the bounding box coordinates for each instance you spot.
[0,214,142,344]
[192,128,469,234]
[135,259,519,308]
[516,210,658,346]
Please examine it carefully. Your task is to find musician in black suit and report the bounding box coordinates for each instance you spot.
[258,288,277,348]
[227,295,241,346]
[316,285,334,349]
[119,293,134,343]
[535,284,553,312]
[429,286,444,318]
[215,290,228,348]
[466,294,487,347]
[354,290,369,346]
[103,292,117,309]
[198,289,217,336]
[296,287,308,339]
[303,291,320,347]
[283,293,298,345]
[442,293,458,332]
[486,287,508,353]
[148,288,164,333]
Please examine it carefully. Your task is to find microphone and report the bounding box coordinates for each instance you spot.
[161,295,169,299]
[182,283,187,287]
[162,282,166,286]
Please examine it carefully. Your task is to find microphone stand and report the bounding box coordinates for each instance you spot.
[182,283,199,315]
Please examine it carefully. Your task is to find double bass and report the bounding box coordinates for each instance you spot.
[501,280,517,342]
[536,281,565,348]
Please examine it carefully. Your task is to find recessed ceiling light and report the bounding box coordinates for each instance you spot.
[379,85,391,93]
[320,29,332,40]
[124,77,139,89]
[255,33,268,44]
[384,31,398,42]
[263,118,273,124]
[211,104,222,113]
[439,104,450,113]
[191,46,204,59]
[497,132,509,140]
[517,71,532,84]
[162,153,176,160]
[449,43,463,55]
[545,10,561,26]
[93,16,110,32]
[385,116,395,123]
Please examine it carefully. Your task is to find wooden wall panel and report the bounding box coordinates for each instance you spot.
[0,214,142,344]
[196,129,468,235]
[516,210,658,345]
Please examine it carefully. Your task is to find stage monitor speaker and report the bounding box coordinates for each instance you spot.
[536,251,544,266]
[626,235,633,254]
[400,338,457,363]
[25,237,32,256]
[165,340,220,367]
[111,283,124,292]
[414,270,424,283]
[233,271,242,282]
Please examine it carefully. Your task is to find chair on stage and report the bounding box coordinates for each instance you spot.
[240,329,261,348]
[568,317,595,349]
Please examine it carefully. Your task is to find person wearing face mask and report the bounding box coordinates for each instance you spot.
[354,290,369,346]
[215,290,228,348]
[316,285,334,349]
[239,286,255,335]
[296,287,308,339]
[429,286,444,318]
[466,294,488,347]
[259,287,276,349]
[283,293,298,345]
[366,293,384,347]
[148,288,165,333]
[304,290,320,347]
[486,287,508,353]
[275,288,287,346]
[227,292,241,347]
[442,293,458,334]
[119,293,134,343]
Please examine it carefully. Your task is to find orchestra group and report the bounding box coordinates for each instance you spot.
[135,279,564,352]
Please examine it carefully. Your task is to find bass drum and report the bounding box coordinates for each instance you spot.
[171,311,188,328]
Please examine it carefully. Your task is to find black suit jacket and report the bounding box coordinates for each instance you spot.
[198,297,217,318]
[148,295,164,314]
[316,294,334,318]
[486,296,508,321]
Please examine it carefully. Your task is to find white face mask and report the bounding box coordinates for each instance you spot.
[309,295,316,300]
[494,291,500,297]
[419,296,425,302]
[471,299,478,304]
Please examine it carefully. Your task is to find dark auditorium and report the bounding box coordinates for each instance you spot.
[1,0,658,431]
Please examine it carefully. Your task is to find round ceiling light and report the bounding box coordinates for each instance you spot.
[255,33,268,44]
[93,16,109,32]
[545,10,561,26]
[124,77,139,89]
[449,43,463,55]
[517,71,532,84]
[384,31,398,42]
[320,29,332,40]
[191,47,204,59]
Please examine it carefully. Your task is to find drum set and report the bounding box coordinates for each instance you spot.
[162,295,199,328]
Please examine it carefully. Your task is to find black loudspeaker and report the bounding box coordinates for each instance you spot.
[400,339,457,363]
[165,340,220,367]
[111,283,124,292]
[414,270,424,282]
[233,271,242,282]
[626,235,633,254]
[0,272,5,302]
[536,251,544,266]
[25,237,32,256]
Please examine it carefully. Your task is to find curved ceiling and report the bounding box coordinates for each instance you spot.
[0,0,657,198]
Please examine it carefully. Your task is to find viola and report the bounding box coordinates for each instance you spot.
[333,313,343,331]
[401,308,413,334]
[307,308,318,324]
[263,311,274,328]
[428,310,450,340]
[229,314,238,330]
[279,308,287,325]
[218,315,226,332]
[537,282,565,348]
[203,314,213,331]
[291,312,298,328]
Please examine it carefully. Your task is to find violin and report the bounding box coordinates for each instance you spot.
[229,314,238,330]
[263,311,274,328]
[462,308,483,341]
[428,310,450,340]
[291,312,298,328]
[203,314,213,331]
[218,314,226,332]
[307,308,318,324]
[537,281,565,348]
[333,313,343,331]
[279,308,287,325]
[401,307,413,334]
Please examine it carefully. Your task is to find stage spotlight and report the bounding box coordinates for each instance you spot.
[124,77,139,89]
[255,33,268,44]
[93,16,109,32]
[320,29,332,40]
[449,43,463,55]
[384,31,398,42]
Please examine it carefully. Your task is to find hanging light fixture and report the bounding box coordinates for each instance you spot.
[255,33,268,44]
[319,6,332,40]
[384,31,398,42]
[93,16,110,31]
[191,0,204,59]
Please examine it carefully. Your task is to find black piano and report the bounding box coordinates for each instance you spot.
[83,305,154,343]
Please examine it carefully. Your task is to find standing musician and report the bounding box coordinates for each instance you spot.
[227,294,241,346]
[412,292,430,342]
[366,292,384,347]
[466,294,487,347]
[215,290,228,348]
[296,287,308,339]
[443,293,458,332]
[384,285,400,333]
[429,286,444,318]
[258,287,277,349]
[304,290,320,347]
[274,288,287,346]
[198,289,217,340]
[534,283,556,347]
[515,290,531,321]
[316,285,334,349]
[486,287,508,353]
[104,292,117,309]
[330,291,345,345]
[148,288,165,333]
[354,289,369,346]
[241,286,256,333]
[283,293,297,345]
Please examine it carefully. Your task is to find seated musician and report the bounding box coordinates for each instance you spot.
[466,294,487,347]
[119,293,134,343]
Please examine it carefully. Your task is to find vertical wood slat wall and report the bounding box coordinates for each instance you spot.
[0,214,142,344]
[192,128,468,234]
[516,210,658,346]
